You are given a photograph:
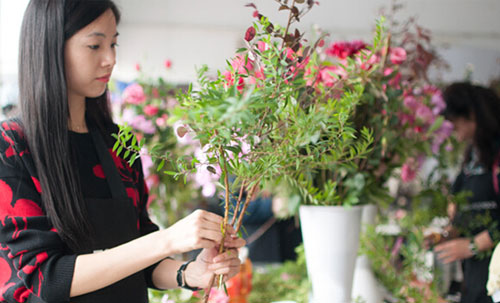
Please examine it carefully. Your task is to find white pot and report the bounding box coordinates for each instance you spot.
[299,205,362,303]
[352,204,383,303]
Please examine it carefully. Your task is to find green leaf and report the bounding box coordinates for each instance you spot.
[157,159,165,172]
[112,140,120,152]
[427,116,444,135]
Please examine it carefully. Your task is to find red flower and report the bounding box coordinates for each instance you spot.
[245,26,256,42]
[143,105,159,116]
[326,40,367,59]
[253,10,259,18]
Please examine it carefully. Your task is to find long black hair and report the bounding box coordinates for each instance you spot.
[18,0,120,251]
[443,82,500,169]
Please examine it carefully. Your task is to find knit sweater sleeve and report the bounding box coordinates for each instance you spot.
[133,158,162,289]
[0,121,76,303]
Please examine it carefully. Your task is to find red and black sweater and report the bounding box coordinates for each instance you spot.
[0,120,159,303]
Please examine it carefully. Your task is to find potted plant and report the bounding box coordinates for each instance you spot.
[115,1,372,302]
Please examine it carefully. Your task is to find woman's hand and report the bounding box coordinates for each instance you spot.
[162,210,231,255]
[434,238,473,264]
[184,246,244,289]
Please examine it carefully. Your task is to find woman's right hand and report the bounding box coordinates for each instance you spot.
[162,209,239,255]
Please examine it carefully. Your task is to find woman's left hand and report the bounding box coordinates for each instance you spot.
[434,238,473,264]
[184,247,242,289]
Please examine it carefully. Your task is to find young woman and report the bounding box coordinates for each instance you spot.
[0,1,244,302]
[435,82,500,303]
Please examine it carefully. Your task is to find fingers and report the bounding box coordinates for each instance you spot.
[224,237,246,248]
[208,250,241,275]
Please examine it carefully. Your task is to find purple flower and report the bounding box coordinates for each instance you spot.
[431,92,446,115]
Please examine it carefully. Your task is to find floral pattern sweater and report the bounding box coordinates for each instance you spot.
[0,120,159,303]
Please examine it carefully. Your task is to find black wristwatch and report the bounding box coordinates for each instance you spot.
[469,238,479,256]
[176,259,201,291]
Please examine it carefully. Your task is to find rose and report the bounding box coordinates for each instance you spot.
[123,83,146,105]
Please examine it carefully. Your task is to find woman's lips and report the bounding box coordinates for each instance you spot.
[97,75,111,83]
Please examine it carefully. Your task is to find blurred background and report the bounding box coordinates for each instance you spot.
[1,0,499,113]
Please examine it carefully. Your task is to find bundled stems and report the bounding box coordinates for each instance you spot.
[202,146,231,303]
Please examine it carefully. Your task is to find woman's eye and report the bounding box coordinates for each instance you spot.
[111,43,119,48]
[88,45,100,50]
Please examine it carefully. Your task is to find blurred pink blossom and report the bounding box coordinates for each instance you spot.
[257,41,268,53]
[415,104,434,124]
[401,159,417,183]
[129,115,156,134]
[231,54,254,75]
[164,59,172,69]
[135,63,141,71]
[123,83,146,105]
[143,105,159,116]
[207,288,229,303]
[390,47,407,65]
[194,146,221,198]
[431,92,446,115]
[156,114,168,128]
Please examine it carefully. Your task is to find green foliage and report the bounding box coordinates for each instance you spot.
[248,244,310,303]
[360,224,443,303]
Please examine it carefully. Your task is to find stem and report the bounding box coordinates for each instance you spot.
[281,0,297,50]
[202,147,231,303]
[230,180,247,226]
[236,183,260,233]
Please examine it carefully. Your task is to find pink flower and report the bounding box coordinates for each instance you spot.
[390,47,407,65]
[223,70,235,88]
[207,287,229,303]
[431,91,446,115]
[253,10,259,18]
[319,66,346,87]
[403,96,418,111]
[143,105,159,116]
[156,114,168,128]
[152,87,160,98]
[384,68,394,76]
[431,120,454,153]
[401,158,420,183]
[123,83,146,105]
[257,41,268,53]
[135,63,141,71]
[281,273,291,281]
[318,39,325,48]
[231,54,254,75]
[129,115,156,134]
[141,151,153,179]
[356,50,380,70]
[415,104,435,124]
[164,59,172,69]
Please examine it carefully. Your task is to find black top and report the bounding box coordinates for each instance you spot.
[452,148,500,303]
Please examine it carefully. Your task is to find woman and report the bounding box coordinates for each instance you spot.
[0,1,244,302]
[435,82,500,303]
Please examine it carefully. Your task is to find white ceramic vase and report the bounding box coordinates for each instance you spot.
[351,204,383,303]
[299,205,362,303]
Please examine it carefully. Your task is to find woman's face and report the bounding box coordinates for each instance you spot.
[64,9,118,100]
[451,116,476,143]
